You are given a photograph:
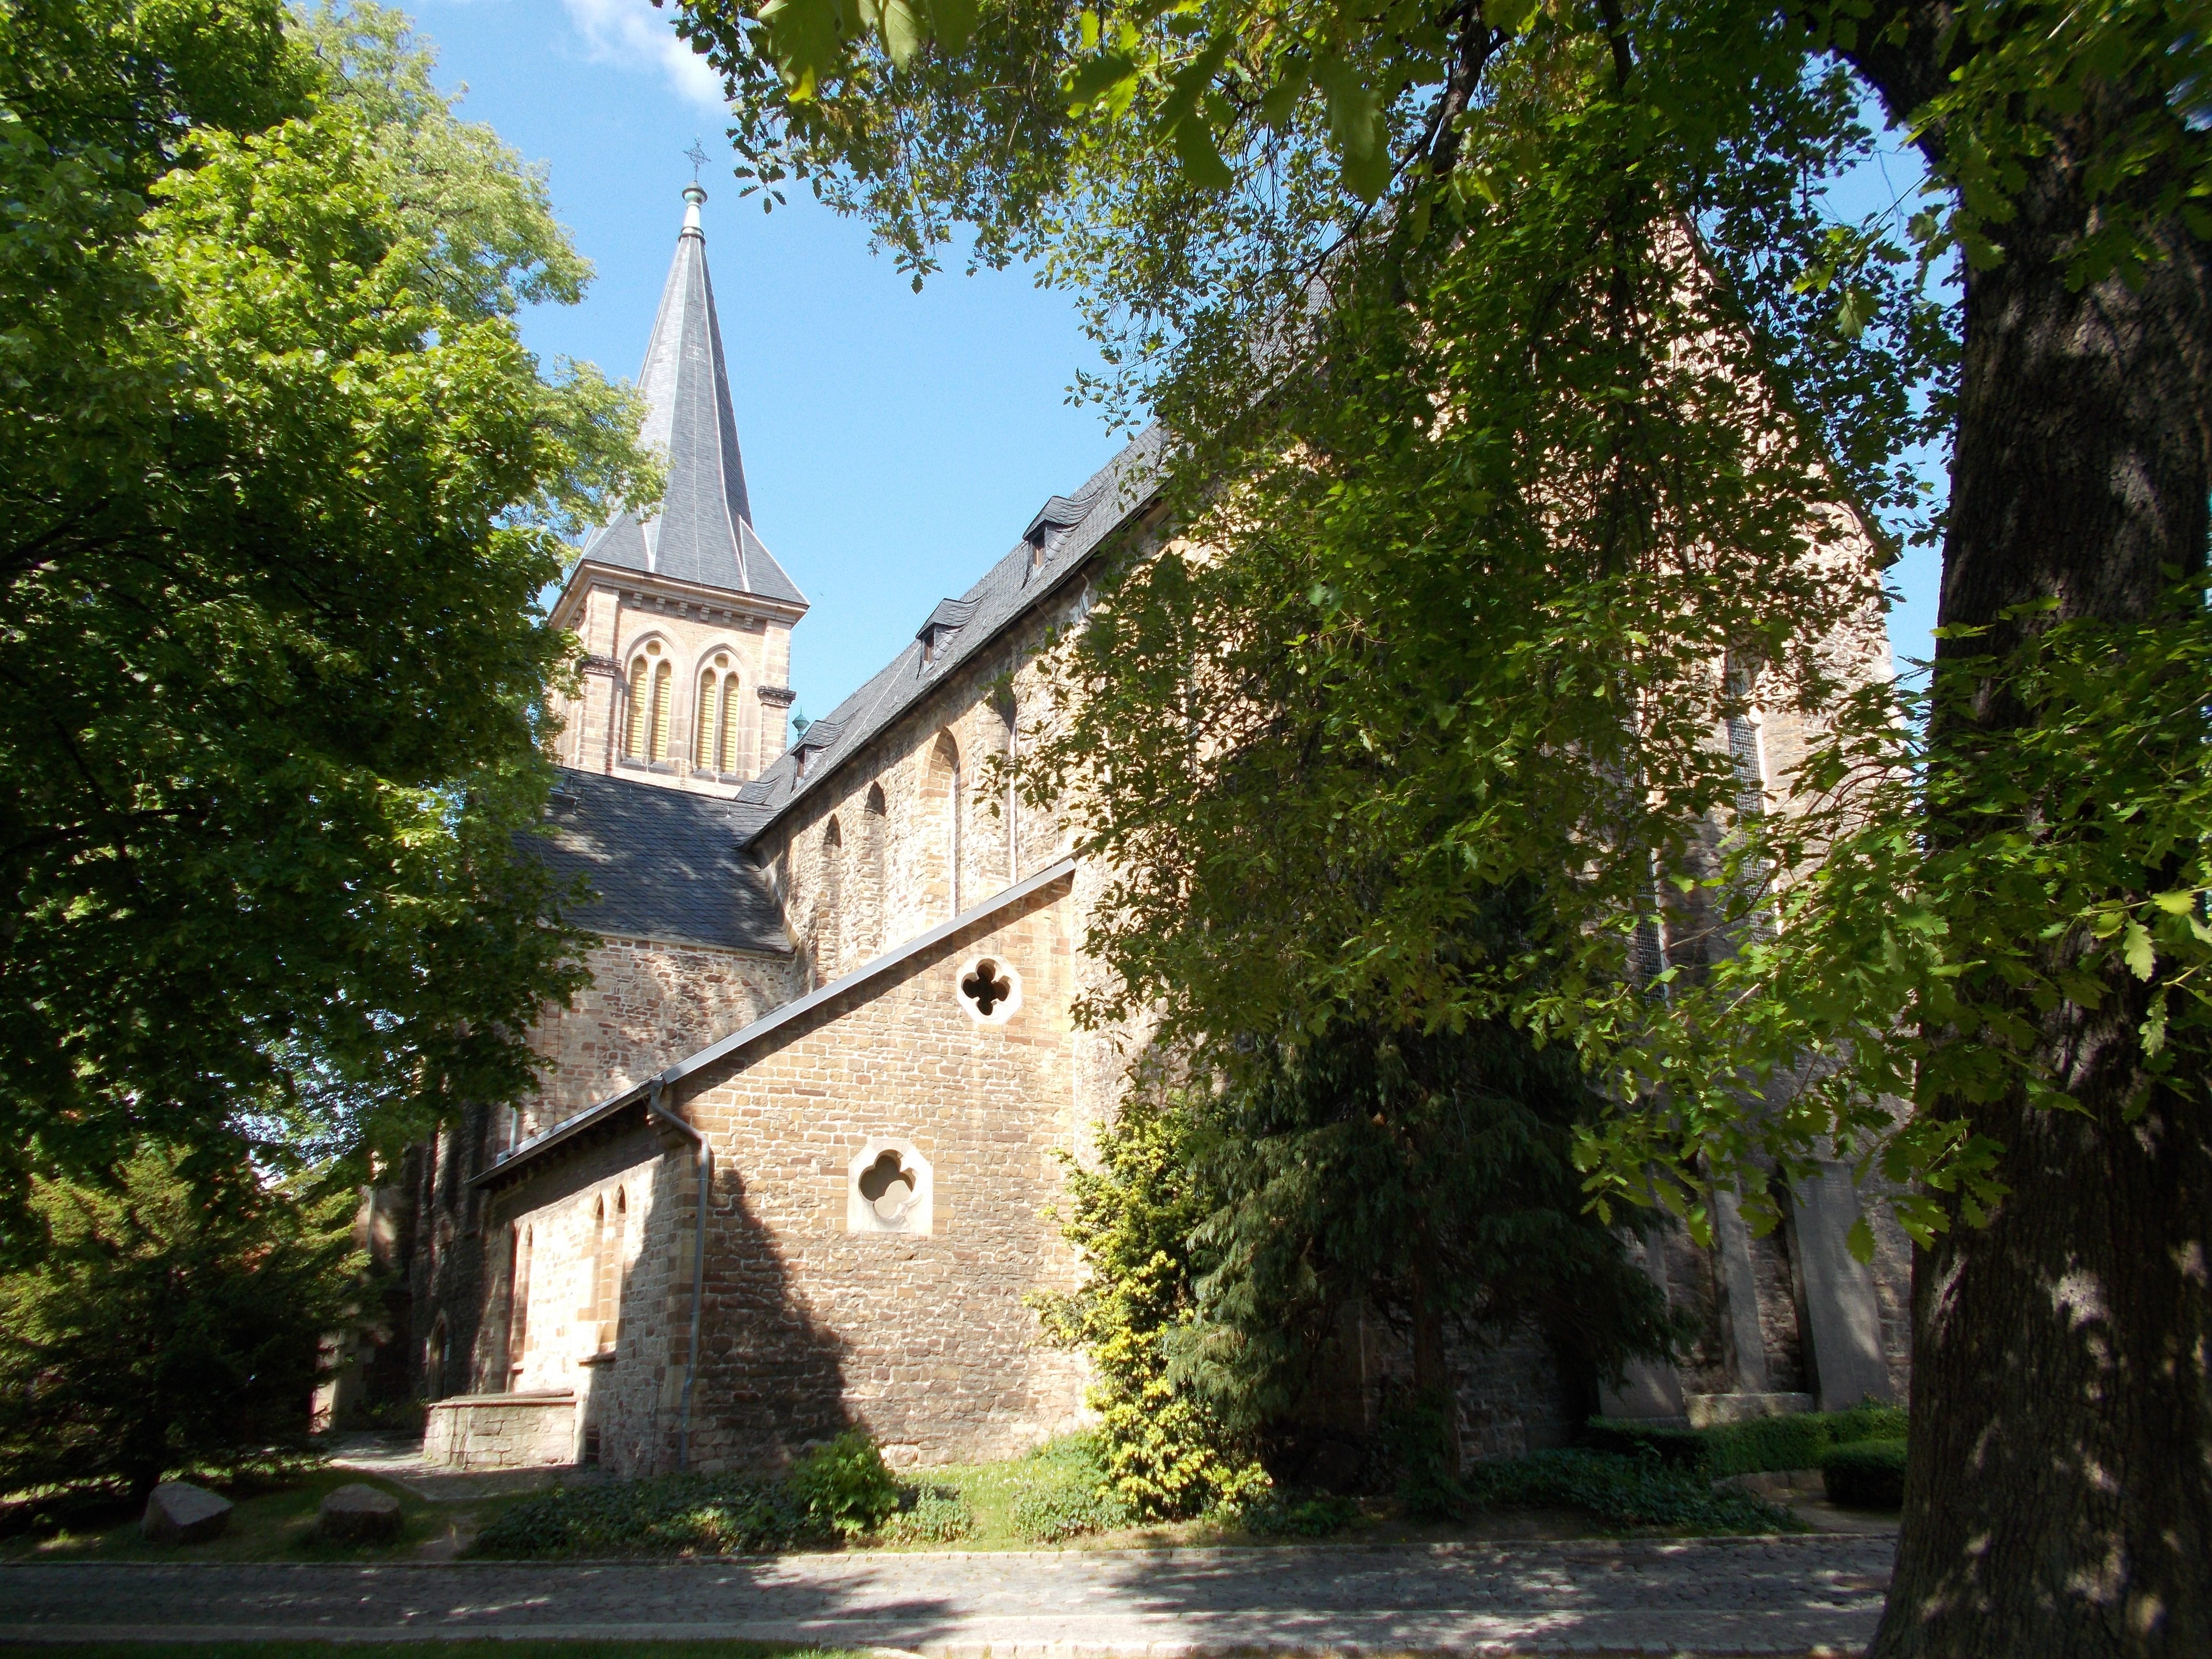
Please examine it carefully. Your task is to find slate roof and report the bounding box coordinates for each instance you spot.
[727,422,1168,842]
[575,186,807,610]
[527,766,790,955]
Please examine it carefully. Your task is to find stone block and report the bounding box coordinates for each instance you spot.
[141,1481,232,1545]
[1791,1162,1896,1411]
[318,1482,404,1544]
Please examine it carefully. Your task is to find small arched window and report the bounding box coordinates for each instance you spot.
[624,640,672,761]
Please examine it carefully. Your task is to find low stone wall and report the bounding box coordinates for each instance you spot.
[423,1390,577,1471]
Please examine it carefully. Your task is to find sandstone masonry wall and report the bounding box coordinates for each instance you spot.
[481,1115,699,1477]
[521,935,797,1131]
[674,879,1089,1473]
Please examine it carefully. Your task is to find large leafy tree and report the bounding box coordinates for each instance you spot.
[0,0,649,1223]
[669,0,2210,1646]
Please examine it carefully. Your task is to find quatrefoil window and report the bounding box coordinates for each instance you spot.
[955,954,1021,1024]
[963,960,1010,1013]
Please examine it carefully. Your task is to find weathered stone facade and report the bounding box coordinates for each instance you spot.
[522,935,795,1130]
[424,1391,578,1471]
[382,184,1911,1484]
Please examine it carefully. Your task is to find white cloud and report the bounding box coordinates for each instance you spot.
[564,0,727,110]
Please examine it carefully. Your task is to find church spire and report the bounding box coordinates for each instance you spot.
[574,185,805,609]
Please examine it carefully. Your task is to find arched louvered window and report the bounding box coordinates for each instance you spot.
[694,668,720,769]
[624,653,650,758]
[649,660,673,761]
[687,652,757,779]
[625,639,672,761]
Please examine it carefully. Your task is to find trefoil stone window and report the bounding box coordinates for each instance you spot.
[847,1138,933,1236]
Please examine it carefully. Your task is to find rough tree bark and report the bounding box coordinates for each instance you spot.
[1845,11,2212,1653]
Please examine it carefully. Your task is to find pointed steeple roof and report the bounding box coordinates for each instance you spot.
[577,185,806,609]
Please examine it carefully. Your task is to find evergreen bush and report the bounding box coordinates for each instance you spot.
[1032,1093,1272,1522]
[0,1148,361,1501]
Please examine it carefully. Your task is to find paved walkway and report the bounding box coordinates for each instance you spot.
[0,1537,1892,1654]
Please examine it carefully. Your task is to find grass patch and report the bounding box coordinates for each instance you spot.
[471,1436,1129,1558]
[1464,1449,1804,1534]
[0,1466,451,1563]
[1584,1405,1907,1478]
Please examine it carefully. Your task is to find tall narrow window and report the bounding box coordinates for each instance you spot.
[649,660,673,760]
[624,655,649,757]
[506,1225,531,1381]
[929,731,962,919]
[863,783,888,959]
[695,669,719,769]
[603,1190,625,1352]
[624,640,667,761]
[720,666,743,772]
[818,816,843,982]
[995,689,1018,885]
[585,1197,608,1345]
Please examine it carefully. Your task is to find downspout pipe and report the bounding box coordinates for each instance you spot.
[646,1078,709,1472]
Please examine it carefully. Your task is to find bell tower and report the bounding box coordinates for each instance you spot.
[547,183,807,793]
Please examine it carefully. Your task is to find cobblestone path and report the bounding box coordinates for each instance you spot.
[0,1536,1892,1654]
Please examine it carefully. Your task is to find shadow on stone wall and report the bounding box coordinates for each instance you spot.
[694,1165,854,1474]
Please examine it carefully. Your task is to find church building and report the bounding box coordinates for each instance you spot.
[394,185,1912,1481]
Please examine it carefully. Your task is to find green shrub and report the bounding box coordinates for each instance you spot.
[472,1474,813,1558]
[1464,1450,1801,1533]
[1585,1406,1909,1478]
[1819,1439,1907,1509]
[1006,1436,1131,1542]
[790,1432,901,1538]
[1247,1492,1361,1537]
[879,1486,979,1544]
[1581,1419,1709,1470]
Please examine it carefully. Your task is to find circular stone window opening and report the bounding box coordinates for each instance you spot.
[957,954,1022,1025]
[847,1138,933,1235]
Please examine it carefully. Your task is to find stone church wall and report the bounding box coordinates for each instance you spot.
[522,935,797,1130]
[673,876,1089,1473]
[480,1114,698,1477]
[765,586,1087,992]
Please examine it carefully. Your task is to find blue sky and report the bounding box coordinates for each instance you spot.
[408,0,1941,722]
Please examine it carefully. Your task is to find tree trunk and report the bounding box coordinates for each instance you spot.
[1846,55,2212,1658]
[1407,1253,1464,1472]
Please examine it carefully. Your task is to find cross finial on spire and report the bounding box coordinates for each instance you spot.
[685,139,709,181]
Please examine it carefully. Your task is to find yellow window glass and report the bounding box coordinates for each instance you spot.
[624,658,648,757]
[649,661,673,761]
[694,670,716,769]
[721,673,742,776]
